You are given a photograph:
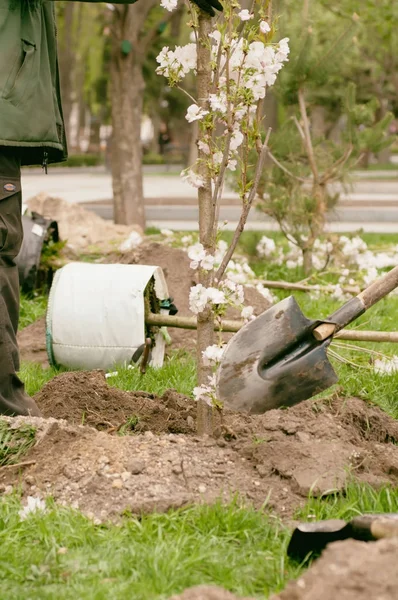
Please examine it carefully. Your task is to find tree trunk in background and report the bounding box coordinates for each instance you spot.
[110,1,159,228]
[58,2,76,141]
[111,53,145,228]
[89,116,101,152]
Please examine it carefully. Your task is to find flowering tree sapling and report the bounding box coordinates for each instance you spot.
[157,0,289,434]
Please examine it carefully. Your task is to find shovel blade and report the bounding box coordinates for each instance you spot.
[216,296,338,414]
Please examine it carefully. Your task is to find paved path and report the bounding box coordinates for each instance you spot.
[21,167,398,233]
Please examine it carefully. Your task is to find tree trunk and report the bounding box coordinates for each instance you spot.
[58,2,76,141]
[188,120,199,167]
[302,247,313,274]
[110,9,145,229]
[196,14,217,436]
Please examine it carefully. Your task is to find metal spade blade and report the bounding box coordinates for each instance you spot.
[216,267,398,414]
[216,296,338,414]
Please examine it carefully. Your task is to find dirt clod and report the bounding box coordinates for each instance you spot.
[271,537,398,600]
[27,193,142,251]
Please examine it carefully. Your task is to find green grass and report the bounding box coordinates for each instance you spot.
[0,421,36,467]
[0,498,298,600]
[0,485,397,599]
[19,351,197,399]
[296,482,398,521]
[362,163,398,172]
[19,294,47,330]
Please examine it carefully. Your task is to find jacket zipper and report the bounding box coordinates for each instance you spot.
[42,151,48,174]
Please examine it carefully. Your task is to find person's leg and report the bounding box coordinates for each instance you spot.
[0,149,41,416]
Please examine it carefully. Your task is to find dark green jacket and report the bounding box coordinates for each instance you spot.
[0,0,137,167]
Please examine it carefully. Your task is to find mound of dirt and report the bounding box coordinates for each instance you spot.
[107,241,271,351]
[34,371,196,434]
[1,372,397,521]
[271,537,398,600]
[27,193,142,251]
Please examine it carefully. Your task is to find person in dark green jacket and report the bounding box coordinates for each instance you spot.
[0,0,222,416]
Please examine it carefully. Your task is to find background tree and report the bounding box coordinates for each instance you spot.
[250,1,395,273]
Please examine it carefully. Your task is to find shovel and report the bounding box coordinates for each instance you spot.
[287,514,398,561]
[216,265,398,414]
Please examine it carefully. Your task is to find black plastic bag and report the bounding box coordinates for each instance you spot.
[15,212,59,294]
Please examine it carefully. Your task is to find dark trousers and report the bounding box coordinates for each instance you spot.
[0,149,41,416]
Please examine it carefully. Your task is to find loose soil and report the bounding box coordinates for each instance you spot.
[270,537,398,600]
[170,538,398,600]
[1,371,398,523]
[27,193,143,251]
[17,317,47,366]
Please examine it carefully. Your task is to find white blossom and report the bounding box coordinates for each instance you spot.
[201,254,215,271]
[238,9,253,21]
[156,43,196,79]
[255,283,276,304]
[331,284,349,302]
[19,496,47,520]
[223,279,245,304]
[260,21,271,34]
[188,242,206,263]
[188,243,215,271]
[213,151,224,166]
[160,0,178,11]
[181,235,193,245]
[119,230,142,253]
[209,93,227,114]
[202,344,225,366]
[189,284,209,314]
[241,305,254,320]
[198,140,211,154]
[193,385,213,406]
[181,169,205,189]
[230,130,244,151]
[186,104,209,123]
[209,30,222,44]
[161,228,174,237]
[374,356,398,376]
[207,287,226,305]
[256,235,276,258]
[363,267,379,286]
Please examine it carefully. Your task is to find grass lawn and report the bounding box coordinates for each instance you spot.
[1,486,398,600]
[7,230,398,599]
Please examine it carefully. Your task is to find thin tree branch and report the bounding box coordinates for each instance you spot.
[268,150,307,183]
[215,129,272,282]
[298,87,319,183]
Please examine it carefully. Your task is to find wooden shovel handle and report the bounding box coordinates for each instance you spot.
[358,265,398,309]
[313,265,398,342]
